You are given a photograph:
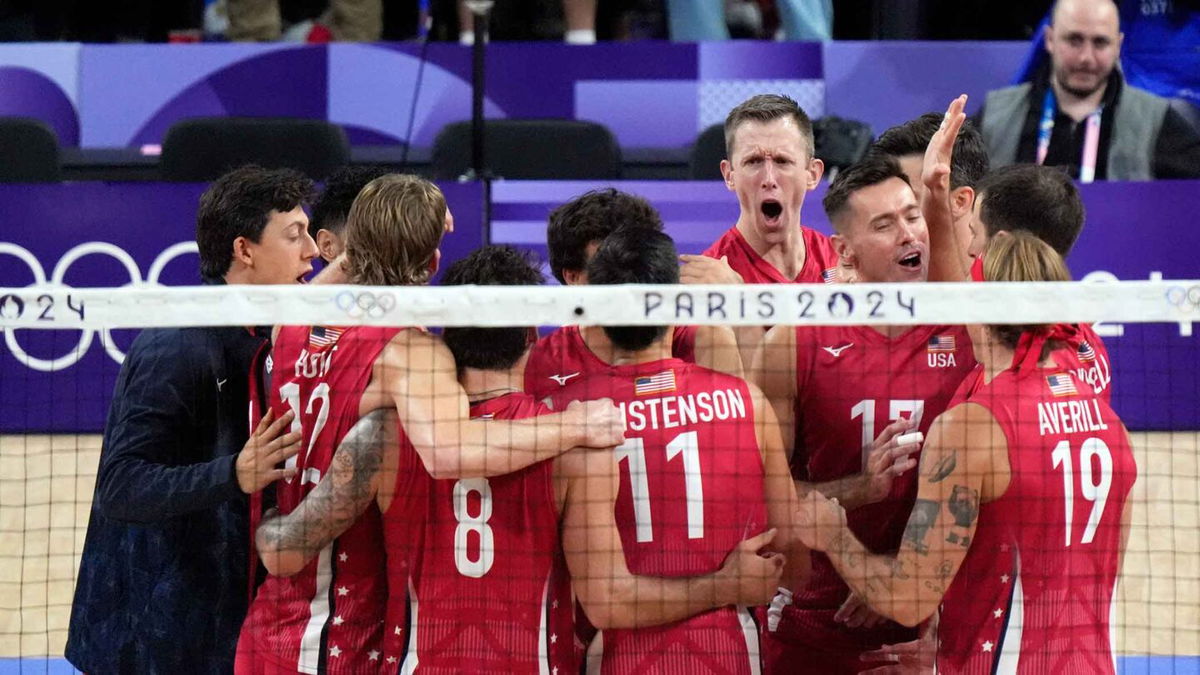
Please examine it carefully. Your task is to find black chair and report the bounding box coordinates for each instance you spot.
[688,123,726,180]
[688,116,873,181]
[0,117,61,182]
[1169,98,1200,136]
[431,120,621,180]
[812,116,873,178]
[160,117,350,182]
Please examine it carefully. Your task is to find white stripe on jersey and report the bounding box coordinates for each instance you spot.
[401,576,419,675]
[297,545,333,674]
[995,553,1024,675]
[737,605,762,675]
[538,574,551,675]
[1109,573,1120,673]
[585,630,603,675]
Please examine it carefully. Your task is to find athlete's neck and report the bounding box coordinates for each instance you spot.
[460,354,528,403]
[1051,77,1107,123]
[869,324,914,340]
[609,330,674,366]
[734,218,807,280]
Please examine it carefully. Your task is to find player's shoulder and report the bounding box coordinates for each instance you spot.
[701,225,740,258]
[127,326,222,365]
[531,325,580,354]
[802,225,838,257]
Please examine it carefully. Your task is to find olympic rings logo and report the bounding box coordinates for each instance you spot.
[334,290,397,319]
[1166,285,1200,314]
[0,241,199,372]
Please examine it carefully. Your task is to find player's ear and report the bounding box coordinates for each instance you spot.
[951,186,975,218]
[720,159,734,190]
[316,229,342,261]
[831,233,855,268]
[562,267,586,286]
[231,235,253,268]
[806,157,824,190]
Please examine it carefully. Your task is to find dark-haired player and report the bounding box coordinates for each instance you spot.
[553,227,803,674]
[307,165,390,263]
[923,95,1112,400]
[527,188,742,400]
[754,155,977,673]
[871,111,991,276]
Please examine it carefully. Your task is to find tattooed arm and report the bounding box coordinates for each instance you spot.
[255,409,396,577]
[796,402,1004,627]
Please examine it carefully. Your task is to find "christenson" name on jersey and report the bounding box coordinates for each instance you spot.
[1037,399,1110,436]
[618,389,747,432]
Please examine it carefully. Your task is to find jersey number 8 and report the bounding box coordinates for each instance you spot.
[453,478,495,577]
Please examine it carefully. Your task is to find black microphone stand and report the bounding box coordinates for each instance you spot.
[463,0,494,243]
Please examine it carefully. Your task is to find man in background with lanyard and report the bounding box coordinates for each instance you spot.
[975,0,1200,181]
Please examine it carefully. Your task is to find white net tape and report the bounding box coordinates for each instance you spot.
[1,280,1199,330]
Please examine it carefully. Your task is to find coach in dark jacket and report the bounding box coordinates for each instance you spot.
[66,166,318,674]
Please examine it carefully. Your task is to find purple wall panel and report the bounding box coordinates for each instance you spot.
[822,41,1029,136]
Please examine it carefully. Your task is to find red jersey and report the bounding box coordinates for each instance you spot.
[240,325,399,674]
[553,359,768,675]
[967,256,1112,401]
[703,225,839,285]
[951,325,1113,407]
[379,393,577,673]
[937,368,1136,673]
[772,325,977,657]
[525,325,699,401]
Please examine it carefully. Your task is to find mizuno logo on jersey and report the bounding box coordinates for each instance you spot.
[822,343,854,358]
[1046,373,1078,397]
[548,372,580,386]
[634,370,676,396]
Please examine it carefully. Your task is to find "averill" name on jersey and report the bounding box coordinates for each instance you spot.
[618,388,747,432]
[1038,399,1110,436]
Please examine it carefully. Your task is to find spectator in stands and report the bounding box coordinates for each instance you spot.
[458,0,598,44]
[975,0,1200,180]
[227,0,381,41]
[309,165,388,263]
[666,0,832,41]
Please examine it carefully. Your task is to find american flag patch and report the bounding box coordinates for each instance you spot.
[308,326,345,350]
[927,334,956,352]
[634,370,676,396]
[1046,373,1078,397]
[821,268,838,284]
[1077,341,1096,363]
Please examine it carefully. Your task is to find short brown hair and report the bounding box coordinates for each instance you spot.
[822,154,909,233]
[984,230,1072,349]
[724,94,815,159]
[977,164,1084,256]
[344,174,446,286]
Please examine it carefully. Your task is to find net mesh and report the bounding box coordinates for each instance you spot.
[1,281,1197,671]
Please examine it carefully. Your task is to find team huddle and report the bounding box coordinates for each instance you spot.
[222,91,1134,675]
